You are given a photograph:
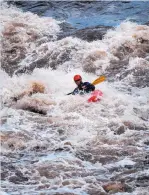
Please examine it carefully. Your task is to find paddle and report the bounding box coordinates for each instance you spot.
[67,92,73,95]
[92,75,106,85]
[67,75,106,95]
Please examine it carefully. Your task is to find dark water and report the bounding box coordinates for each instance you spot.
[10,1,149,29]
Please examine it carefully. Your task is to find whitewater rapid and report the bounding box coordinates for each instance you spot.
[1,2,149,195]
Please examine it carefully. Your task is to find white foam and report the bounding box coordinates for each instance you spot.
[0,3,60,37]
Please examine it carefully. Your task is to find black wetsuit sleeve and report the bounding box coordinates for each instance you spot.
[83,82,95,92]
[89,83,95,91]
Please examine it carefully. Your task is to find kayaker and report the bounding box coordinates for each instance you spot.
[70,75,95,95]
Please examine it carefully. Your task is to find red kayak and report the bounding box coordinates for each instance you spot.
[88,90,103,103]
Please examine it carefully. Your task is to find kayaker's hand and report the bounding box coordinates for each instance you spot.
[82,86,86,89]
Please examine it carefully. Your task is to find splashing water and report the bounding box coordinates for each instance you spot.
[1,2,149,195]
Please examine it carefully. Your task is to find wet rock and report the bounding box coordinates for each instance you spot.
[86,184,107,195]
[136,175,149,182]
[21,106,47,115]
[115,125,125,135]
[39,193,46,195]
[0,117,7,125]
[144,141,149,145]
[1,171,9,180]
[58,25,112,42]
[62,179,85,188]
[1,163,19,180]
[123,121,148,131]
[9,170,28,184]
[62,180,70,186]
[123,121,135,129]
[0,133,9,142]
[64,141,72,146]
[55,145,72,152]
[143,159,149,166]
[55,148,65,152]
[97,156,118,165]
[38,168,59,179]
[37,184,50,190]
[1,136,26,150]
[11,85,55,114]
[103,182,125,193]
[76,152,93,162]
[59,22,77,35]
[60,136,67,141]
[57,129,65,135]
[124,165,134,169]
[32,145,46,151]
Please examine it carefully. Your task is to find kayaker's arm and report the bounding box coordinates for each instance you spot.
[67,87,79,95]
[82,82,95,92]
[72,88,79,95]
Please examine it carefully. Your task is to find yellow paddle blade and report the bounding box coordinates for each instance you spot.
[92,75,106,85]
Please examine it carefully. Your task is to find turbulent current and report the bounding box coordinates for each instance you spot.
[0,2,149,195]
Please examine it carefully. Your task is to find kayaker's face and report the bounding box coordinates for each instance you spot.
[75,79,82,86]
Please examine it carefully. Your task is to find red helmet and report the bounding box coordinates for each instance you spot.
[74,75,82,81]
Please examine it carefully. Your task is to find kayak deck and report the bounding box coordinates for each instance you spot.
[88,90,103,103]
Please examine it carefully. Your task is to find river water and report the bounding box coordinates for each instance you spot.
[1,1,149,195]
